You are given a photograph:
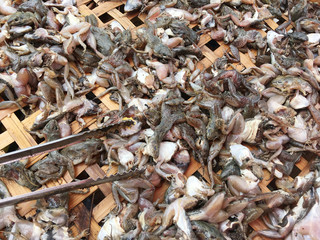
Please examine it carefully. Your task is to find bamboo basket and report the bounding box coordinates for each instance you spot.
[0,0,314,239]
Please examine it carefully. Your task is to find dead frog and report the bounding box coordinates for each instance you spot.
[36,193,69,227]
[169,20,199,46]
[112,178,155,214]
[30,119,61,142]
[60,138,106,166]
[30,150,73,185]
[0,120,66,189]
[7,11,40,27]
[31,138,106,184]
[73,47,101,72]
[0,159,40,190]
[85,14,115,57]
[18,0,48,18]
[7,0,48,28]
[136,27,173,59]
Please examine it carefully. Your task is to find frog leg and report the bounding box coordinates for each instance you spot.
[146,45,154,59]
[72,229,89,240]
[65,159,75,179]
[0,100,27,116]
[23,170,40,190]
[63,35,77,54]
[63,63,75,99]
[28,130,45,139]
[70,187,90,194]
[131,46,149,54]
[269,145,283,161]
[78,22,91,48]
[34,167,65,185]
[119,187,139,204]
[73,27,90,54]
[31,17,40,28]
[75,33,87,53]
[31,157,56,171]
[86,31,105,59]
[75,116,86,130]
[112,182,139,214]
[208,158,215,188]
[55,88,64,110]
[140,187,154,202]
[48,152,74,179]
[83,154,98,166]
[54,165,67,179]
[112,183,124,214]
[35,173,52,185]
[107,144,120,165]
[223,110,243,135]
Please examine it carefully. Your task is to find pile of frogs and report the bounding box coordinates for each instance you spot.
[0,0,320,239]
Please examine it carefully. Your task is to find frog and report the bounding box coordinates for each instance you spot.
[287,32,308,44]
[31,139,106,184]
[186,0,211,8]
[242,207,264,232]
[60,138,106,166]
[146,98,185,159]
[220,160,241,180]
[289,0,307,22]
[150,15,172,29]
[85,14,115,57]
[36,193,69,227]
[112,178,155,214]
[136,27,173,59]
[30,119,61,142]
[30,120,106,184]
[24,28,63,45]
[143,107,161,127]
[19,0,47,15]
[298,18,320,33]
[191,221,226,240]
[114,29,132,50]
[8,25,33,39]
[198,98,224,141]
[7,11,39,27]
[0,159,40,190]
[169,20,199,46]
[30,150,73,185]
[74,47,101,72]
[270,75,312,95]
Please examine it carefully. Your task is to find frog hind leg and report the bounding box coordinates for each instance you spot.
[66,159,75,179]
[53,152,75,179]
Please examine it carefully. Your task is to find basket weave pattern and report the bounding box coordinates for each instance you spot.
[0,1,313,239]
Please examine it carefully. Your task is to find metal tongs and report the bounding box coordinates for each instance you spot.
[0,120,133,165]
[0,120,140,208]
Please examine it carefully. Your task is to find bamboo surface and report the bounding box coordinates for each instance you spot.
[0,0,314,239]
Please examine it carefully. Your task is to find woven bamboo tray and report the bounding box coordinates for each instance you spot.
[0,1,315,239]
